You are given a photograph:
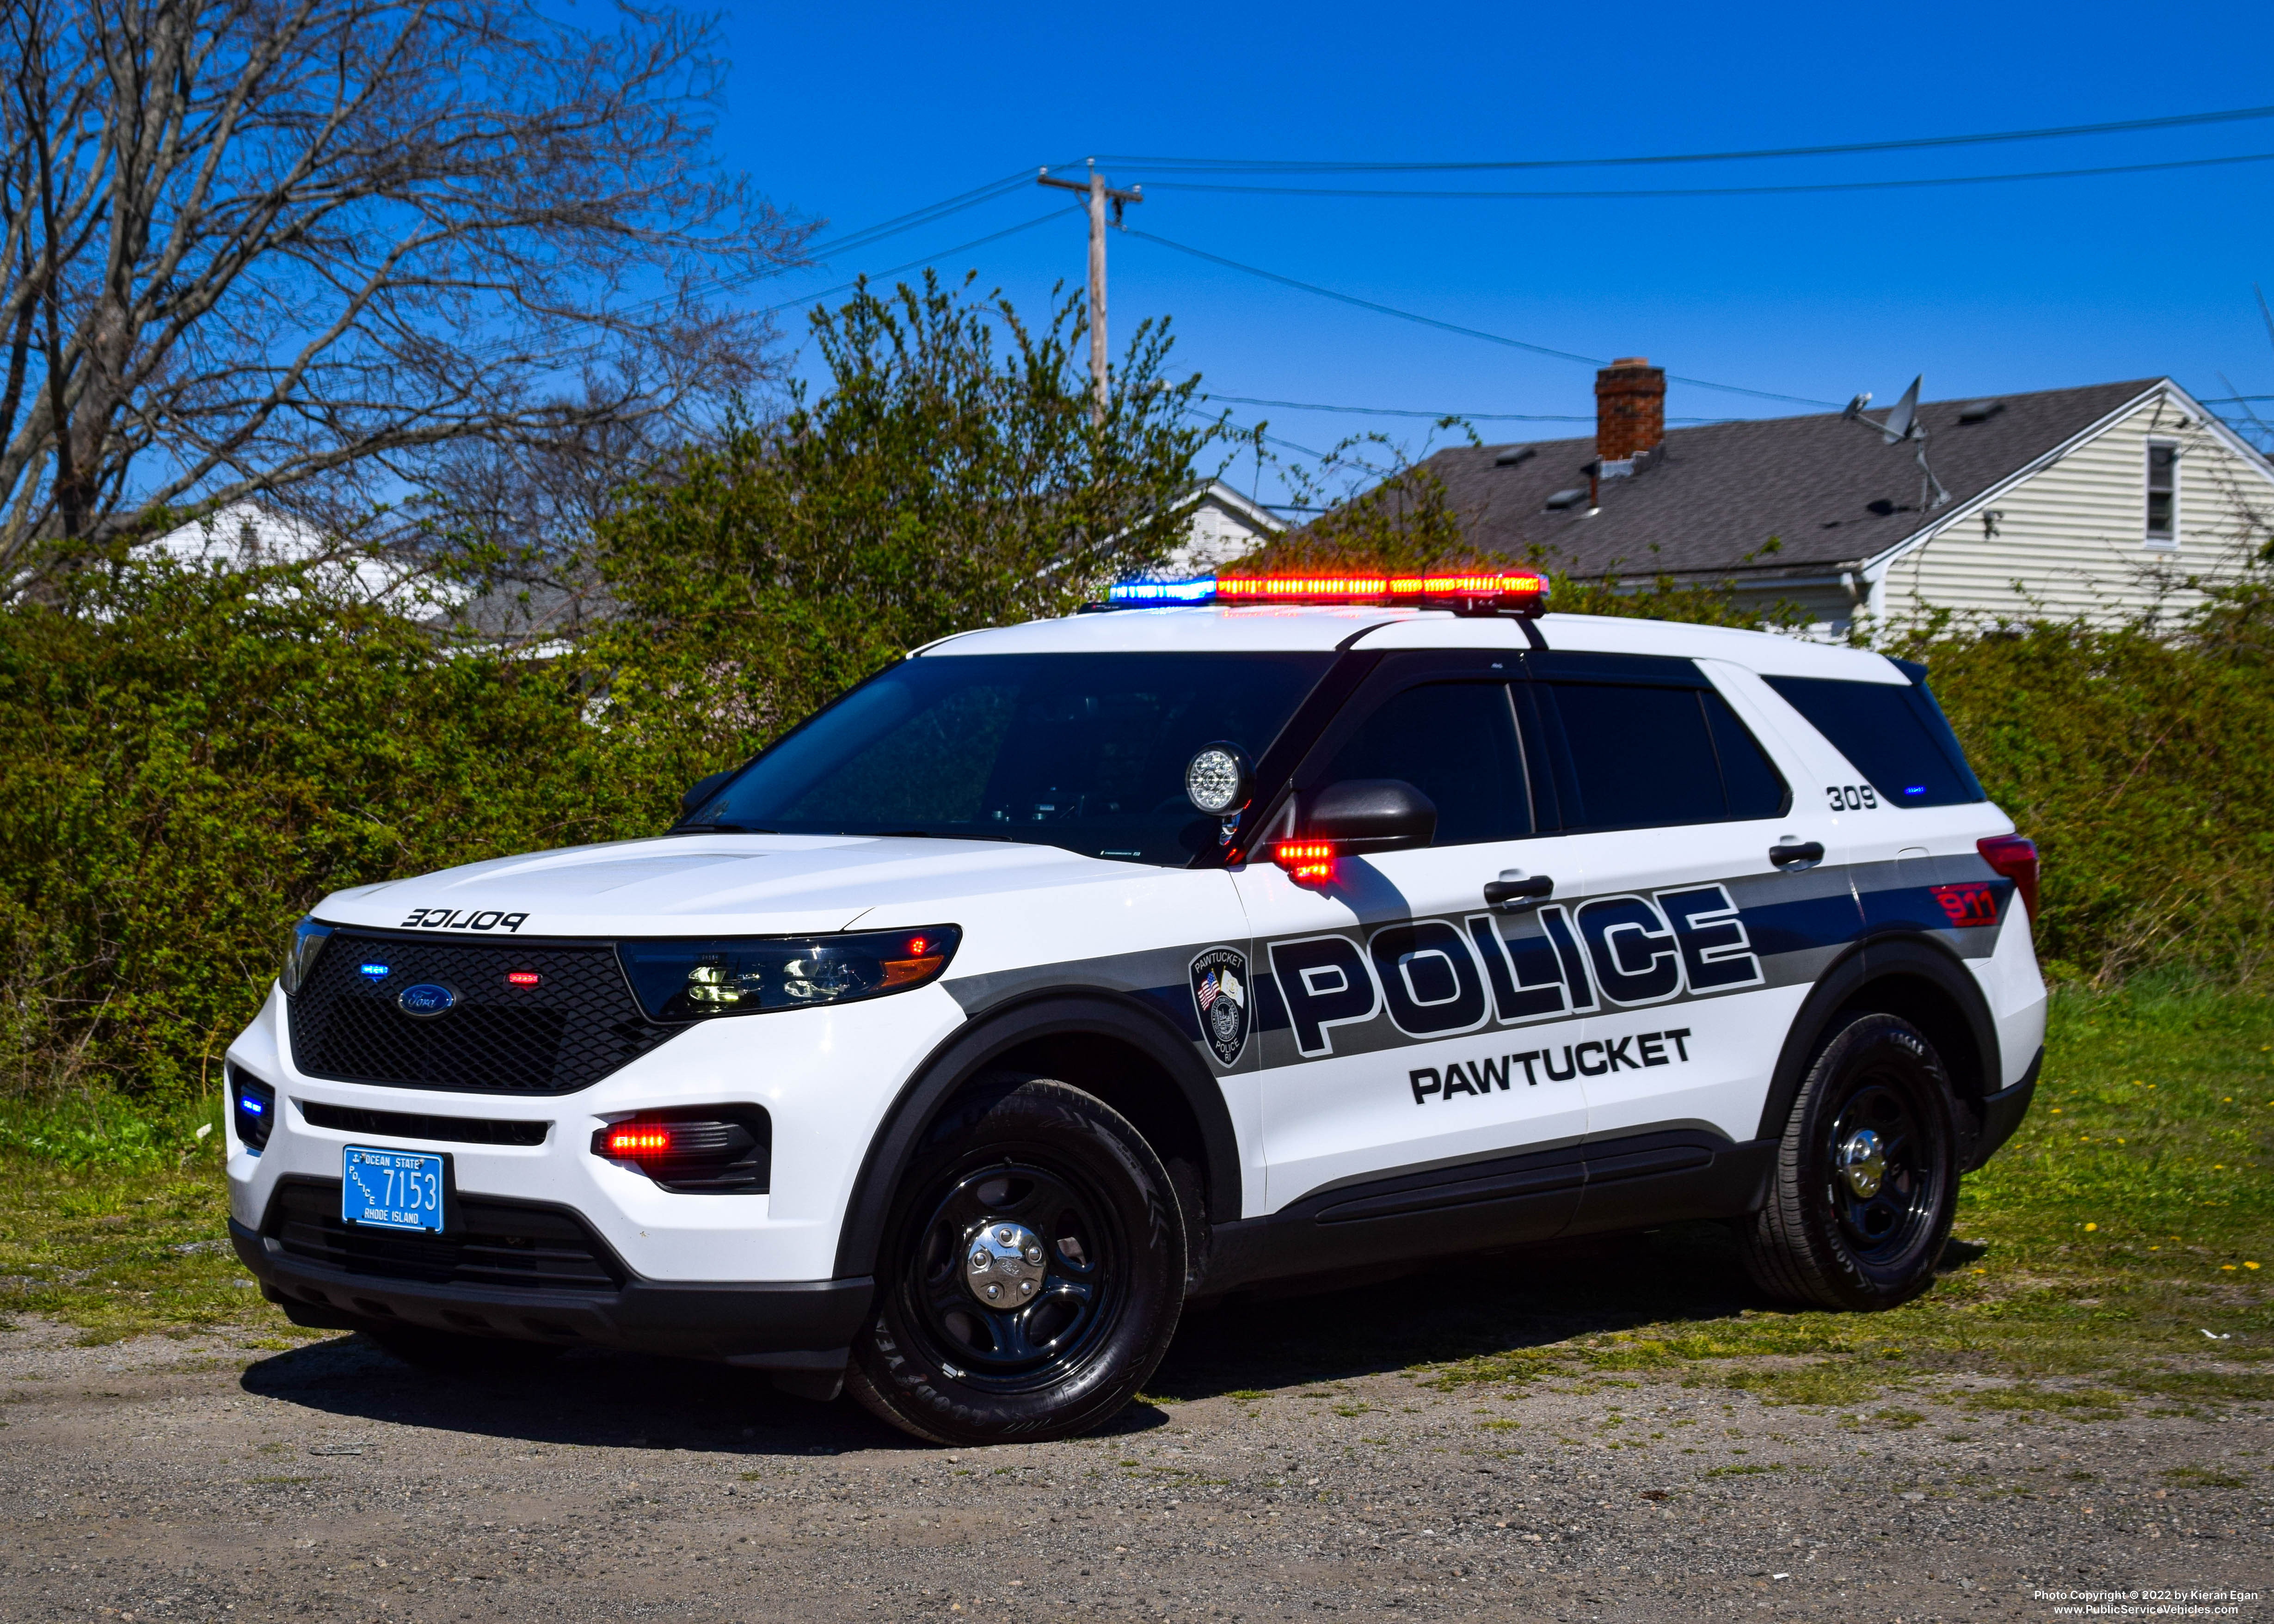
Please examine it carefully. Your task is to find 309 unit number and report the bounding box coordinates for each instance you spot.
[1826,784,1879,810]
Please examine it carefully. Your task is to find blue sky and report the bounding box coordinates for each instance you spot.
[707,0,2274,496]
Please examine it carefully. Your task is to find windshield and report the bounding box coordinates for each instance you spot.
[680,651,1336,865]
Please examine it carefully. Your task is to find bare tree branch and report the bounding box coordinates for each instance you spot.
[0,0,807,587]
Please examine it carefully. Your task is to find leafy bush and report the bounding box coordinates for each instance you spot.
[1897,579,2274,986]
[0,562,673,1103]
[585,275,1213,749]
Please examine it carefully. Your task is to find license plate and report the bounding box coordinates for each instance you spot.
[342,1145,448,1234]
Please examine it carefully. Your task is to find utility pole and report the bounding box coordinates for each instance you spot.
[1038,161,1141,426]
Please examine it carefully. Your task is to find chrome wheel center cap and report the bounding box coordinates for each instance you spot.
[1837,1128,1887,1197]
[964,1219,1047,1309]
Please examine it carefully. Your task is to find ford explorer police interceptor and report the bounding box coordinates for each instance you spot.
[222,572,2043,1446]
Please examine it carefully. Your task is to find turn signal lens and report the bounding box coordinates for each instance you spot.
[880,937,951,988]
[1272,840,1338,886]
[1976,834,2040,923]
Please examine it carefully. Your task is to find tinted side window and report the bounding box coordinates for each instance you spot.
[1315,682,1530,846]
[1763,675,1986,807]
[1543,683,1727,830]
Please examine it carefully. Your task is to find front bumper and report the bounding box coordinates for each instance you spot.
[230,1206,872,1367]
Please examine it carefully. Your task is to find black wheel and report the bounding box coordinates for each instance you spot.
[361,1324,563,1373]
[1740,1013,1959,1311]
[845,1076,1185,1446]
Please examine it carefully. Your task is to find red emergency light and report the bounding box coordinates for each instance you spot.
[1271,840,1339,886]
[602,1123,676,1158]
[1214,571,1548,615]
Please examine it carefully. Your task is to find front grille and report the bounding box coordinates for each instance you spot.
[288,930,677,1094]
[296,1099,550,1146]
[268,1178,623,1293]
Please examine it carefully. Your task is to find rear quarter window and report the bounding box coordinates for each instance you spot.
[1763,673,1985,808]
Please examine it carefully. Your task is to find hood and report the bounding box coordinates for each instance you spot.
[313,834,1136,940]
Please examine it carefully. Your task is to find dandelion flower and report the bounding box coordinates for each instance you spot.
[2085,1222,2098,1232]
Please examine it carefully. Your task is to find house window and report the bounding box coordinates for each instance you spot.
[2145,442,2178,546]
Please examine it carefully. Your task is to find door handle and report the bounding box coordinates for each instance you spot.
[1483,873,1555,910]
[1769,840,1825,869]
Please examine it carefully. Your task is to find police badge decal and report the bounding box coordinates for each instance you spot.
[1189,948,1251,1066]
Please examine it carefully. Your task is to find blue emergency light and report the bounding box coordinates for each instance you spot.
[1105,571,1549,614]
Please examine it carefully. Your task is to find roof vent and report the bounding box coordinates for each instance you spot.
[1543,487,1589,511]
[1957,399,2005,424]
[1493,446,1537,467]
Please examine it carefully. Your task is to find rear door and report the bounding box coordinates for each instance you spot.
[1233,651,1592,1222]
[1515,652,1855,1163]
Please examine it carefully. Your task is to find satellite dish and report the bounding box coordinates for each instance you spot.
[1880,375,1922,444]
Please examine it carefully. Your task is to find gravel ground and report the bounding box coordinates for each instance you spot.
[1,1288,2268,1624]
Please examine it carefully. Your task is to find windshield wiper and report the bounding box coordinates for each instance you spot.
[670,821,777,834]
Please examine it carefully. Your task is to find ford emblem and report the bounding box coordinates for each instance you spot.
[396,982,458,1018]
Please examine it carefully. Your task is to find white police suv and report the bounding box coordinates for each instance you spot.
[223,572,2044,1445]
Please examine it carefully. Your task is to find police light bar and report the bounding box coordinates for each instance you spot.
[1106,572,1549,615]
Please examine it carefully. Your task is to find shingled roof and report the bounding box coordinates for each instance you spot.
[1415,378,2163,581]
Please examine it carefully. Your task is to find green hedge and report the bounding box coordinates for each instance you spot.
[2,559,2270,1128]
[0,564,679,1105]
[1895,587,2274,986]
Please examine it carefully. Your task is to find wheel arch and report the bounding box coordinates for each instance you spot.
[830,991,1242,1283]
[1756,933,2001,1156]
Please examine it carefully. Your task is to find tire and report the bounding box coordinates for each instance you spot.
[361,1324,563,1373]
[845,1075,1186,1446]
[1740,1013,1960,1311]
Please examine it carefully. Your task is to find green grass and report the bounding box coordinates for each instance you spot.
[0,1095,315,1345]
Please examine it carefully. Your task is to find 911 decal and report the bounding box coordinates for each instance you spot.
[1268,885,1762,1059]
[1930,882,1999,927]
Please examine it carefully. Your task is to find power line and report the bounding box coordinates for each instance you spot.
[1205,393,1725,424]
[1141,149,2274,201]
[1129,229,1840,408]
[458,171,1069,364]
[1211,395,1588,421]
[1097,103,2274,174]
[800,170,1043,262]
[757,208,1080,317]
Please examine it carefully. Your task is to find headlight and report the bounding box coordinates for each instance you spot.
[280,917,333,995]
[618,925,961,1022]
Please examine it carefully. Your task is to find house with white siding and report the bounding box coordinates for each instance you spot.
[1158,479,1285,578]
[1405,360,2274,639]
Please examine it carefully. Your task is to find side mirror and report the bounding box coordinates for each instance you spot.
[680,768,736,818]
[1305,779,1437,852]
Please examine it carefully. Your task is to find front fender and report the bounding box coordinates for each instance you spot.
[830,990,1242,1282]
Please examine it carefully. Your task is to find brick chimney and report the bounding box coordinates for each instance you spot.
[1594,356,1666,465]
